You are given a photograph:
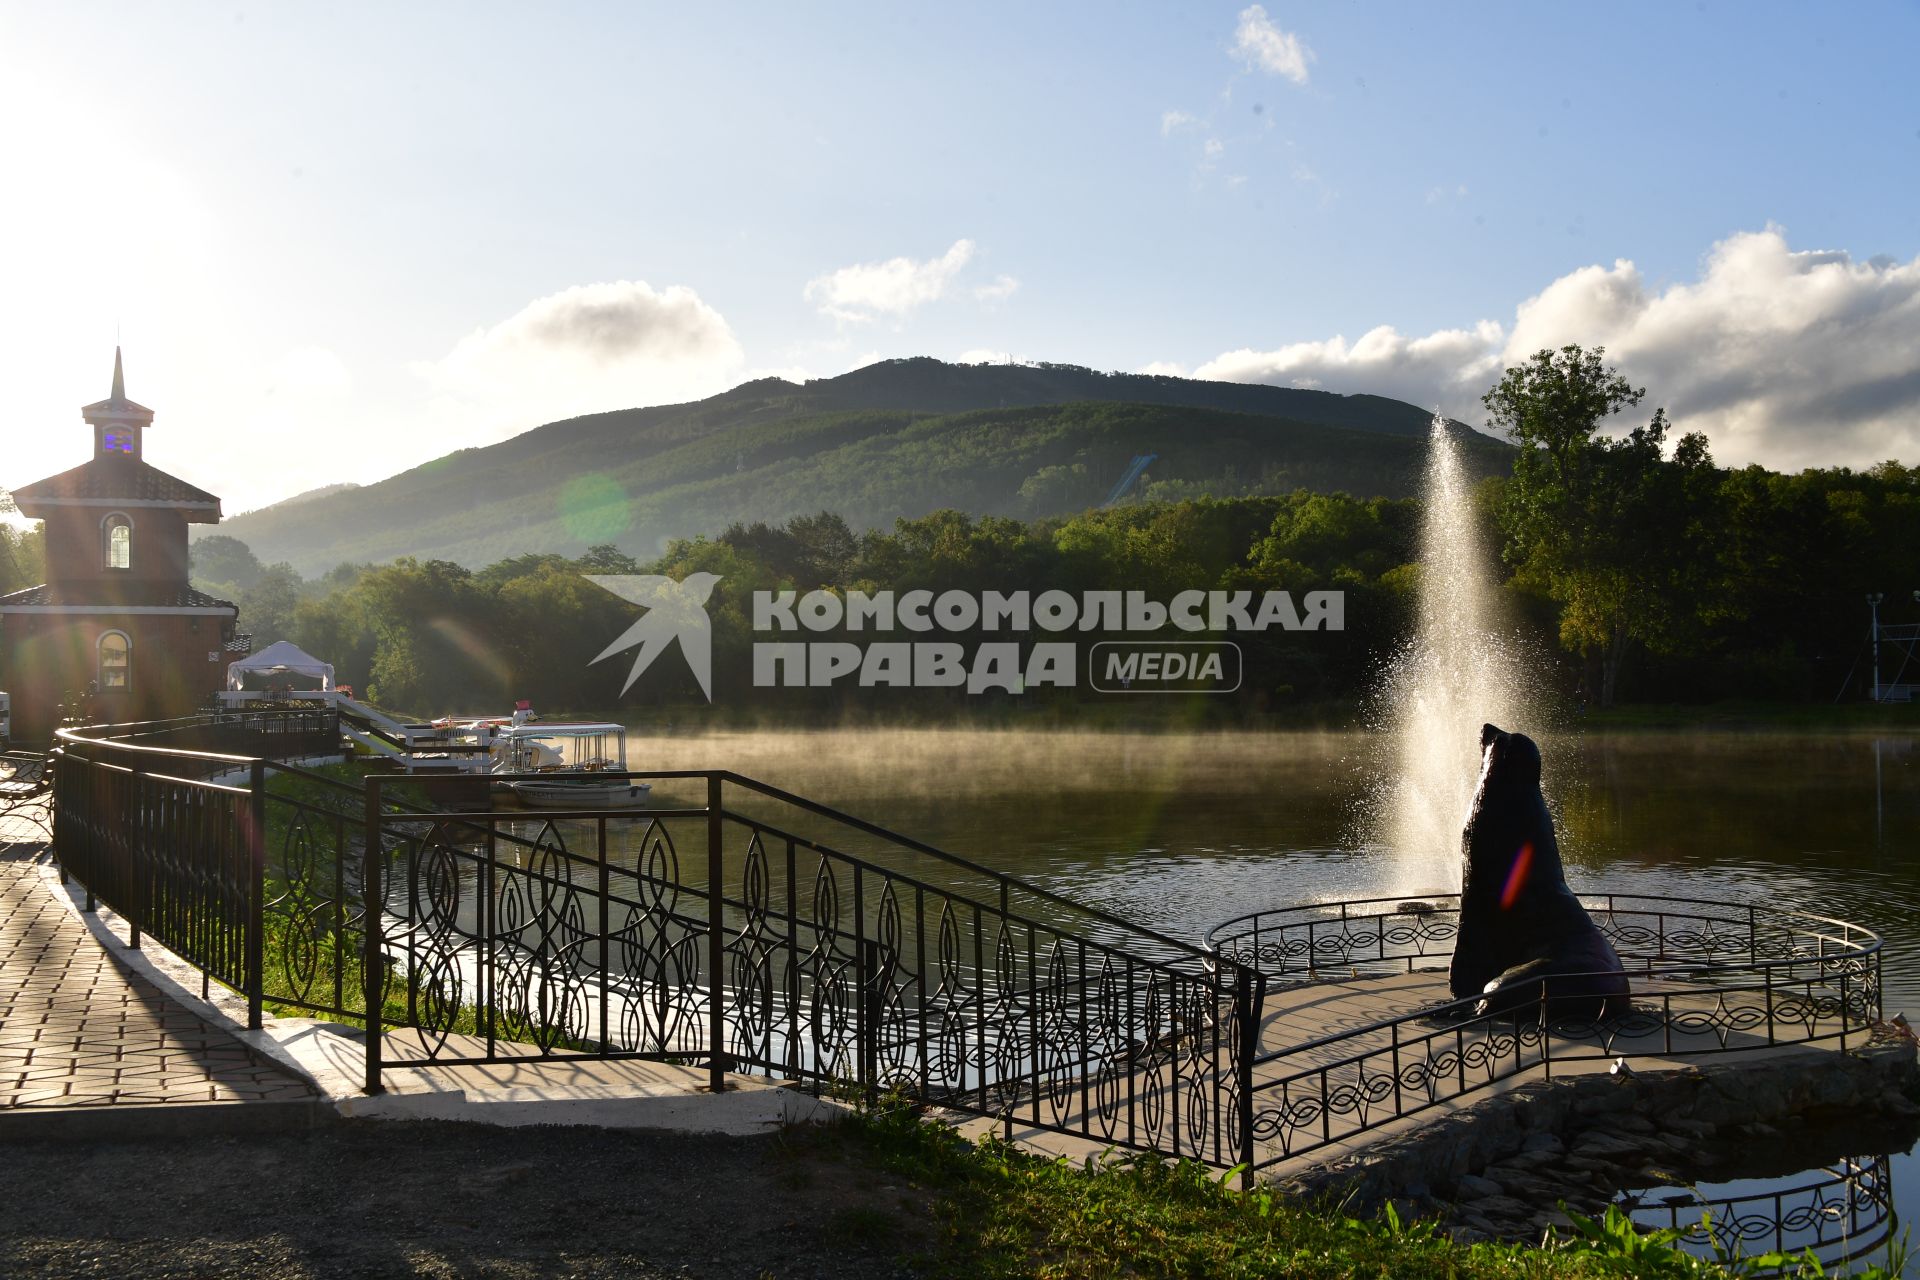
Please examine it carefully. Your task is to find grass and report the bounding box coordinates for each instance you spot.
[822,1099,1907,1280]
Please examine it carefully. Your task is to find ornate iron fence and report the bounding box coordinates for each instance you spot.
[61,715,1882,1185]
[1205,894,1884,1168]
[1622,1154,1895,1270]
[361,772,1267,1167]
[47,719,1270,1171]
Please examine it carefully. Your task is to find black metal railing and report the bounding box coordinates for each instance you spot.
[52,727,268,1023]
[0,750,53,843]
[1623,1154,1895,1270]
[47,717,1270,1172]
[1205,894,1884,1168]
[53,714,1887,1184]
[359,771,1267,1167]
[59,711,339,776]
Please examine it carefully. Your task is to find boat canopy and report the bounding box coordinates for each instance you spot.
[493,721,625,739]
[491,722,627,771]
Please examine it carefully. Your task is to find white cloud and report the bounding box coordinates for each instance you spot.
[412,279,744,447]
[1233,5,1313,84]
[974,274,1021,304]
[1138,361,1189,377]
[1204,138,1225,160]
[1180,227,1920,471]
[1195,322,1504,410]
[1161,109,1198,136]
[805,239,977,323]
[1505,229,1920,469]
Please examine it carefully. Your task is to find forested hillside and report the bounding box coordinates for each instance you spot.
[212,359,1502,574]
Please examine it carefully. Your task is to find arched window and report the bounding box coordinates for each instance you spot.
[98,631,131,691]
[103,514,132,570]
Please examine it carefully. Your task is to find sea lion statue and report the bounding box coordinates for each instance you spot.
[1448,723,1630,1020]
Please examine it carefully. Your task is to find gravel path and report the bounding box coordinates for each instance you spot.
[0,1119,942,1279]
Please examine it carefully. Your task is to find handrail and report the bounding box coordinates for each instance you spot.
[363,767,1223,966]
[1209,890,1884,1168]
[1248,952,1870,1070]
[1204,891,1885,961]
[715,770,1220,963]
[55,714,1266,1173]
[57,721,256,766]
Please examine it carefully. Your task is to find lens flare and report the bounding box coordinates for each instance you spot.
[1499,841,1534,911]
[559,473,632,543]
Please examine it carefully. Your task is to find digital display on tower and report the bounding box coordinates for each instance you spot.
[103,431,133,454]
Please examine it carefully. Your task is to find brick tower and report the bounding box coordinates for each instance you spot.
[0,351,243,740]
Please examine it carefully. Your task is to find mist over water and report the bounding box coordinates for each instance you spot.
[1368,413,1539,894]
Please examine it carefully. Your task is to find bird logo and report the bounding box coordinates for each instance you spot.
[585,572,723,701]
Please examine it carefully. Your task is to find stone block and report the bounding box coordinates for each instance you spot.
[1455,1173,1503,1199]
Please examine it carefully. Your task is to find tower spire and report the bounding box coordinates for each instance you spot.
[83,346,153,458]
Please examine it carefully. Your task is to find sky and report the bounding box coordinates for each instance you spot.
[3,1,1918,516]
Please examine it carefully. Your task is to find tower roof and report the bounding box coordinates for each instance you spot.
[10,457,222,521]
[82,346,154,425]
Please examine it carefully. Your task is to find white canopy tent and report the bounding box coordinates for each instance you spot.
[226,640,336,692]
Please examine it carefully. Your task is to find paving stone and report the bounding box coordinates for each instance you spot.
[0,844,317,1117]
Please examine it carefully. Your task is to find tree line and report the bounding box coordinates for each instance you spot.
[158,345,1920,717]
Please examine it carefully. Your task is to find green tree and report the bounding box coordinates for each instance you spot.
[190,534,265,594]
[1485,346,1722,706]
[0,490,44,597]
[785,511,858,584]
[575,544,642,574]
[350,558,495,710]
[1016,462,1099,515]
[239,563,304,644]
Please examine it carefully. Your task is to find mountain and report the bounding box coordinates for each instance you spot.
[239,481,360,514]
[210,359,1508,574]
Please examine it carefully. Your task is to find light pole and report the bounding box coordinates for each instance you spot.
[1867,593,1885,702]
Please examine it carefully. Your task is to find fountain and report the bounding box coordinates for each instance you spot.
[1371,412,1539,893]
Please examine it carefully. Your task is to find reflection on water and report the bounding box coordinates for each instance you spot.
[1622,1154,1895,1271]
[622,724,1918,1271]
[630,727,1920,1003]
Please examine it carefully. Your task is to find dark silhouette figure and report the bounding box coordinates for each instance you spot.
[1449,723,1631,1020]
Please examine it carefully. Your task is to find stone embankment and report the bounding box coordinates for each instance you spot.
[1274,1038,1920,1243]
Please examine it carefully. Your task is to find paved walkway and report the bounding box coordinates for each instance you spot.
[0,803,318,1123]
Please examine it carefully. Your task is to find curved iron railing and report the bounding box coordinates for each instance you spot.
[1622,1154,1895,1271]
[1205,893,1884,1168]
[56,712,1886,1189]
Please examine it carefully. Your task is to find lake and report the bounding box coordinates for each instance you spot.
[634,727,1919,1000]
[630,724,1919,1268]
